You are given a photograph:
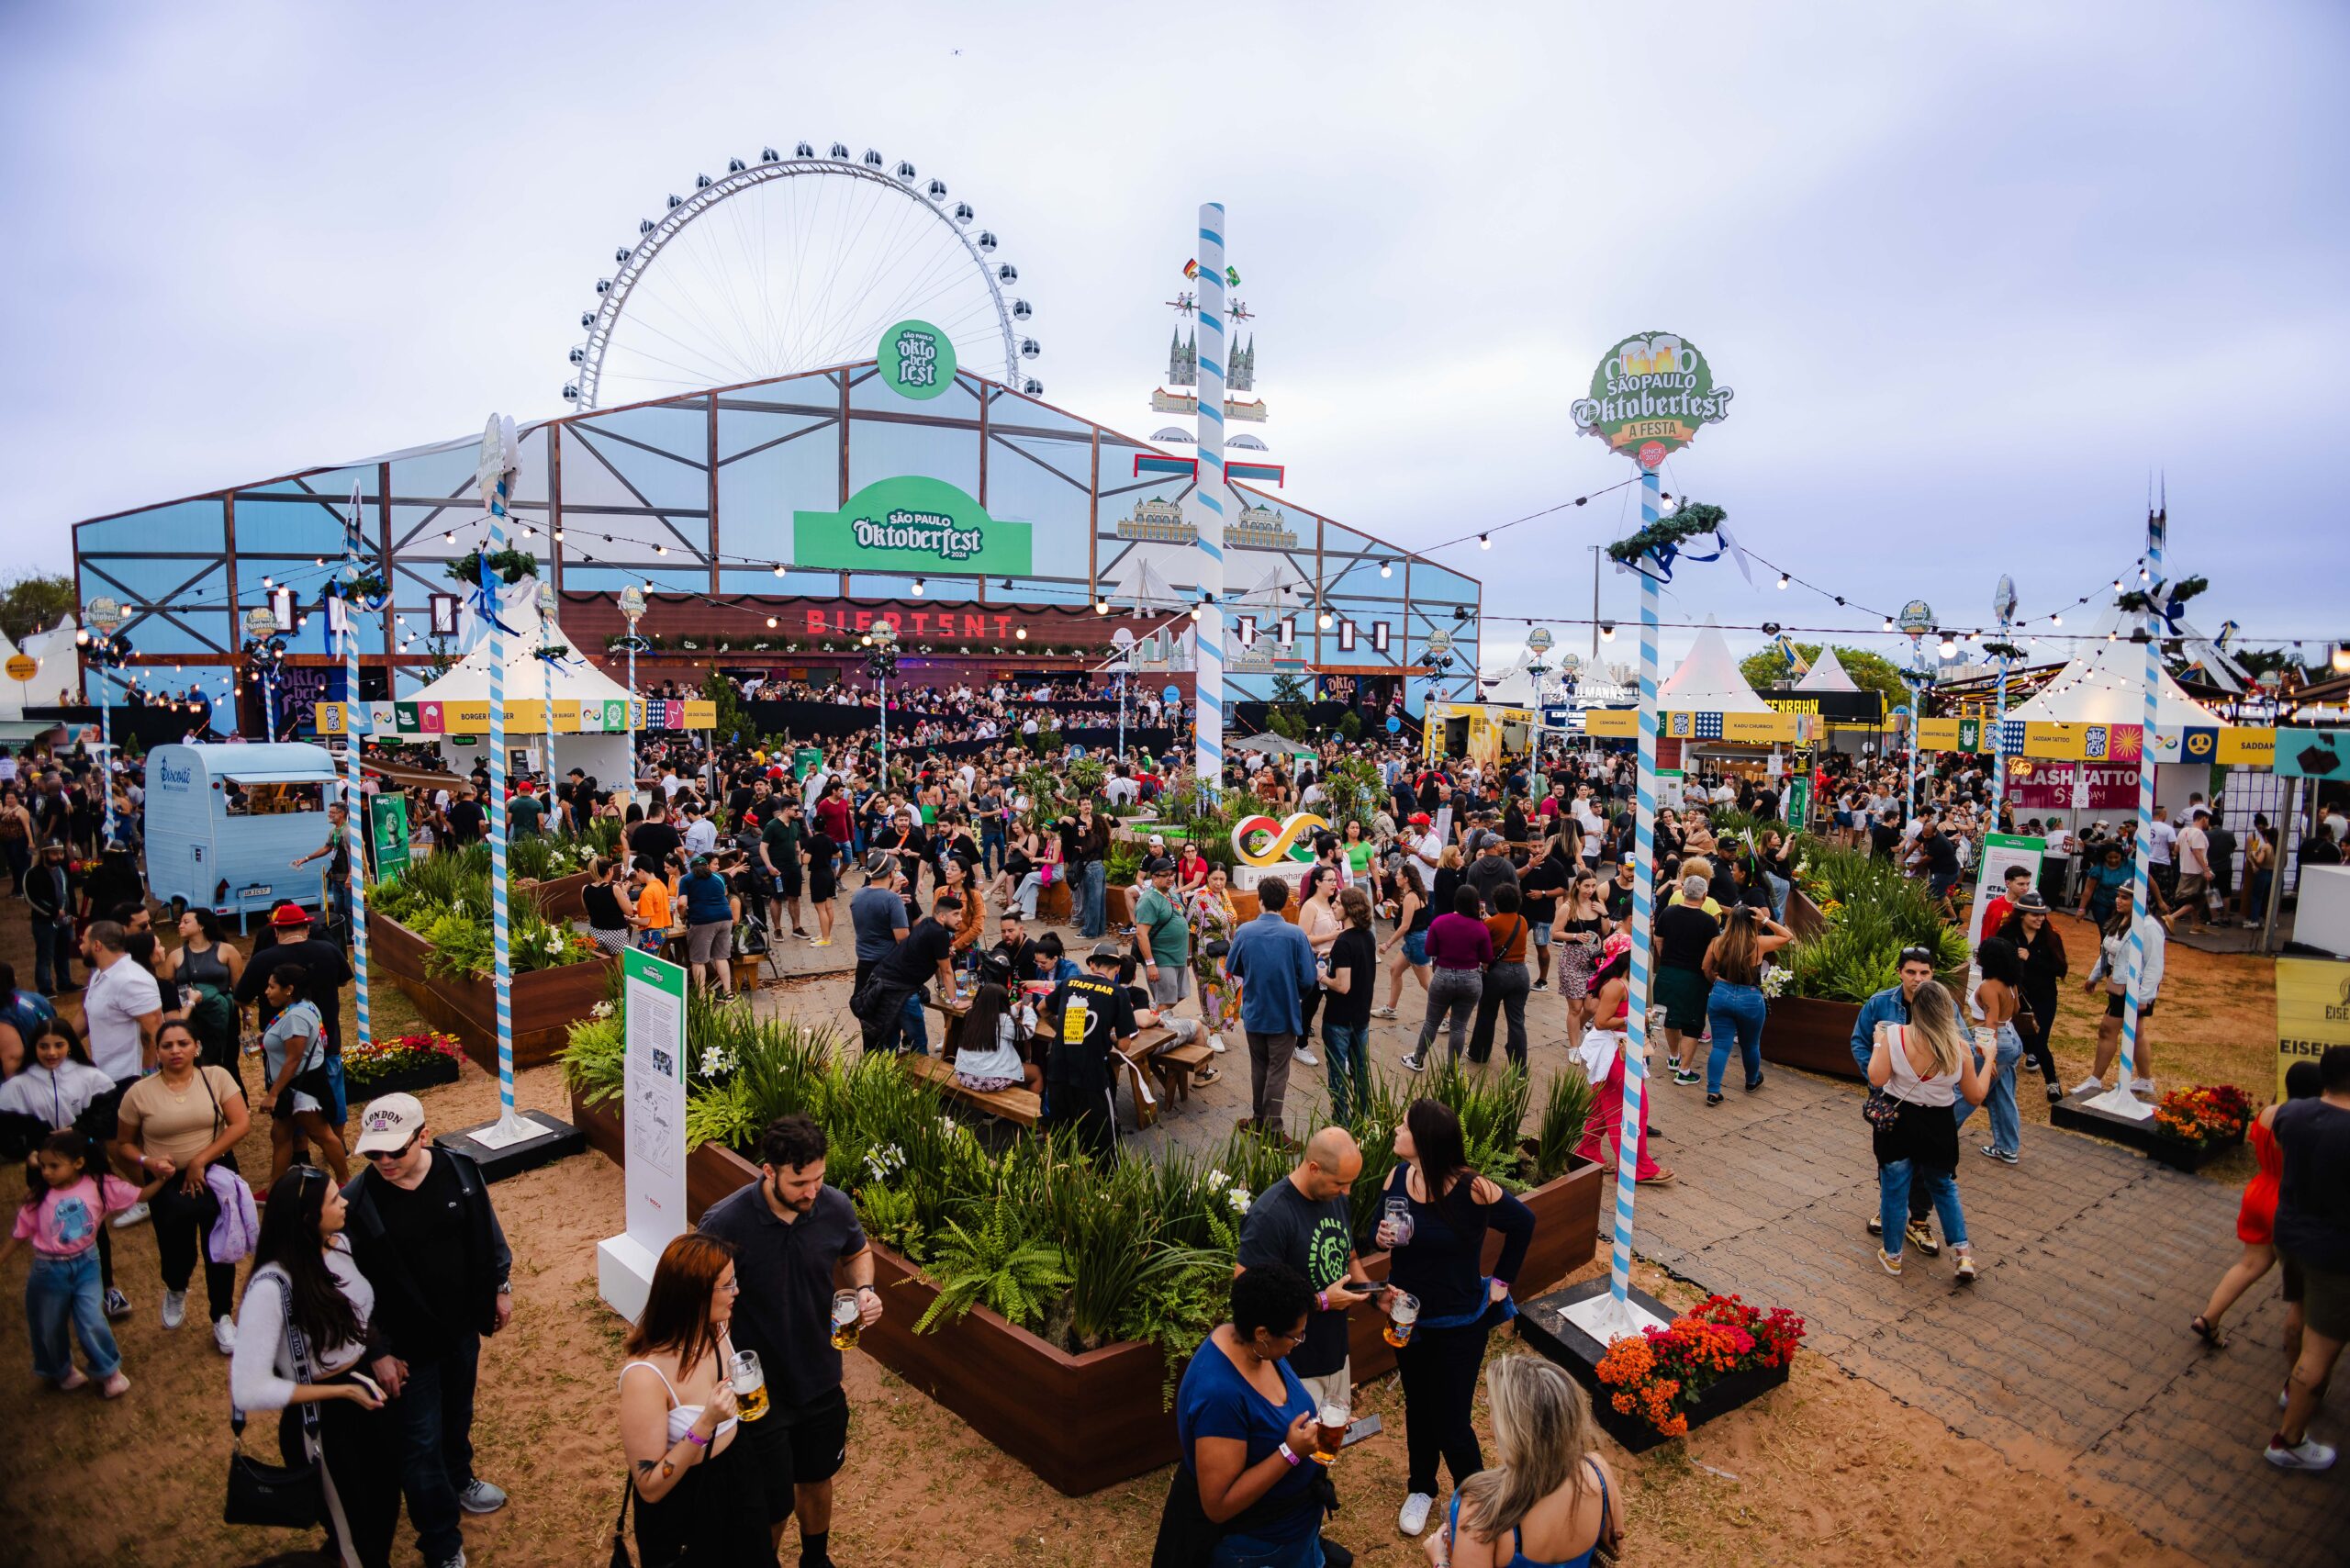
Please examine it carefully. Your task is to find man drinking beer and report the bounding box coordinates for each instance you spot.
[700,1114,880,1568]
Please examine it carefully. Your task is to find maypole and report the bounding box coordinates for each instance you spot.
[2087,501,2166,1121]
[1563,330,1737,1342]
[479,415,525,1141]
[1192,202,1226,804]
[619,584,644,799]
[338,487,377,1053]
[1990,576,2018,821]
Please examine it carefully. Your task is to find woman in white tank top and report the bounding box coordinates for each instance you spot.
[1867,980,1994,1283]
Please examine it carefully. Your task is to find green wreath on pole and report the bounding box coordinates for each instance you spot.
[1606,501,1728,567]
[442,547,540,587]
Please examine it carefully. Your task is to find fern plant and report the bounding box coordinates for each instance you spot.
[912,1192,1070,1334]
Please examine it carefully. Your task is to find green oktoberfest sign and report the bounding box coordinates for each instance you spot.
[878,319,955,400]
[792,476,1033,575]
[1571,330,1735,470]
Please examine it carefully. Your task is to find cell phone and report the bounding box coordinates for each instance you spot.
[348,1370,386,1403]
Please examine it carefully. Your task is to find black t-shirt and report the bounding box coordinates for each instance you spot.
[1922,834,1960,877]
[1046,971,1136,1104]
[368,1156,469,1358]
[1236,1178,1356,1378]
[1603,878,1636,924]
[870,916,952,987]
[447,799,485,845]
[1518,856,1568,924]
[1655,902,1719,972]
[1869,822,1900,861]
[1323,925,1378,1031]
[2272,1099,2350,1273]
[631,820,684,875]
[804,832,839,887]
[699,1182,868,1407]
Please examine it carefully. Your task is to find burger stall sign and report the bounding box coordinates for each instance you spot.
[1571,331,1735,470]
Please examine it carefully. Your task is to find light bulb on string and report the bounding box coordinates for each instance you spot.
[1776,573,1789,589]
[1478,533,1491,549]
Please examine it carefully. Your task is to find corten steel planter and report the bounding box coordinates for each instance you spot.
[1516,1277,1792,1453]
[566,1085,1605,1494]
[2050,1092,2250,1171]
[532,868,594,923]
[370,908,616,1073]
[1760,995,1865,1081]
[341,1052,462,1100]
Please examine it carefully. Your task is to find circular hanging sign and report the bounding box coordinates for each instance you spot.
[243,607,279,640]
[1162,685,1181,704]
[878,319,955,401]
[1897,599,1936,634]
[6,654,36,682]
[1526,627,1553,655]
[84,597,126,636]
[1562,652,1583,672]
[1572,330,1734,465]
[1424,629,1453,661]
[1386,715,1403,734]
[618,584,646,623]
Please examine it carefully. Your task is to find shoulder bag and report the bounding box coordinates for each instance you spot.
[224,1270,326,1528]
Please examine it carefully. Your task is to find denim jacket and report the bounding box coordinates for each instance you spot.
[1849,983,1969,1073]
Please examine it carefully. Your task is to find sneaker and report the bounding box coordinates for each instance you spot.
[1979,1144,2020,1166]
[1205,1034,1227,1055]
[2130,1078,2156,1095]
[214,1316,237,1356]
[1293,1047,1319,1068]
[2045,1082,2064,1103]
[111,1202,150,1230]
[1743,1075,1765,1092]
[431,1552,468,1568]
[100,1371,131,1398]
[2265,1438,2337,1472]
[811,938,833,947]
[1876,1248,1903,1276]
[456,1478,508,1514]
[102,1288,131,1322]
[1400,1053,1427,1074]
[56,1369,88,1391]
[1665,1054,1682,1070]
[1531,979,1549,991]
[1397,1492,1435,1536]
[1865,1215,1884,1237]
[1954,1249,1978,1282]
[1904,1219,1942,1258]
[1371,1006,1397,1020]
[1672,1069,1702,1087]
[1192,1067,1221,1086]
[162,1290,187,1329]
[2070,1075,2104,1095]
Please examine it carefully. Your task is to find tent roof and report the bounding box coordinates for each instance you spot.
[1656,622,1774,714]
[170,742,341,782]
[1232,732,1315,756]
[408,589,632,708]
[2005,605,2232,729]
[1796,646,1861,692]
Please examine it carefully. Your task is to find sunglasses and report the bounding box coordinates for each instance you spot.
[364,1136,420,1163]
[1897,946,1936,968]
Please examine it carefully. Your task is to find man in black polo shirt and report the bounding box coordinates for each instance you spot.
[761,797,809,941]
[852,891,957,1055]
[699,1115,880,1566]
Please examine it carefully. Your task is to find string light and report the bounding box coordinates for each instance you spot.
[1478,533,1491,549]
[1776,573,1789,589]
[1380,560,1393,577]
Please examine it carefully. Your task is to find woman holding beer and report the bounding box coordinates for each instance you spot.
[1379,1100,1537,1540]
[618,1233,775,1564]
[1153,1261,1331,1566]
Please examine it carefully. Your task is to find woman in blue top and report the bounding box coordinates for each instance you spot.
[1155,1262,1329,1567]
[678,854,737,995]
[1426,1356,1621,1568]
[1380,1100,1537,1540]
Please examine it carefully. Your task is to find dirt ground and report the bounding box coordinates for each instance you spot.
[0,904,2264,1566]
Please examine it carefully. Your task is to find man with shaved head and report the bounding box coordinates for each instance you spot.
[1237,1127,1374,1564]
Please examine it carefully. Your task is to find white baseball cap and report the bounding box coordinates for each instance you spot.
[353,1092,427,1156]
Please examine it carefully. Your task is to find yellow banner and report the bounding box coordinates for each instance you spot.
[682,700,717,730]
[1918,717,1963,749]
[1580,710,1638,738]
[314,701,346,736]
[2276,957,2350,1100]
[1718,711,1796,743]
[2220,728,2275,766]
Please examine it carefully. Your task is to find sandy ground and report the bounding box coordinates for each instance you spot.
[0,900,2263,1566]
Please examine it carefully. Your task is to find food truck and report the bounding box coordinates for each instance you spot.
[144,743,343,926]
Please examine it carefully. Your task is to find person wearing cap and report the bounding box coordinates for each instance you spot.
[1132,857,1192,1016]
[24,840,79,994]
[854,890,959,1057]
[1043,939,1140,1161]
[680,853,738,995]
[1976,862,2037,948]
[1462,830,1518,916]
[2174,806,2214,935]
[1405,812,1441,873]
[343,1094,516,1565]
[1993,890,2070,1103]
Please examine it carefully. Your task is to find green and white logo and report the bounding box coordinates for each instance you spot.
[1571,330,1734,466]
[792,476,1033,575]
[878,319,955,400]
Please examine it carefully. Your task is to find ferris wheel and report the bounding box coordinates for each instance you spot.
[563,144,1041,411]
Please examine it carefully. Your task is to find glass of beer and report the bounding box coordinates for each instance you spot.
[729,1349,768,1422]
[1383,1290,1420,1349]
[830,1289,863,1350]
[1377,1197,1415,1250]
[1312,1400,1350,1464]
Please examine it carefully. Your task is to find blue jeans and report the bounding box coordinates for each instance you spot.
[1211,1529,1325,1567]
[31,918,74,993]
[981,823,1005,875]
[1081,859,1109,938]
[1877,1160,1967,1257]
[393,1330,480,1563]
[1322,1020,1370,1124]
[901,990,929,1052]
[1955,1022,2023,1156]
[27,1250,119,1381]
[1705,982,1767,1095]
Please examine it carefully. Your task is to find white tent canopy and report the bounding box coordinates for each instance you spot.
[1796,646,1862,693]
[2005,605,2232,729]
[407,582,638,782]
[1656,622,1774,714]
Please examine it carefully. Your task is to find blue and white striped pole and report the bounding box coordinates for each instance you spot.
[1991,649,2009,821]
[1607,467,1665,1307]
[341,489,373,1055]
[482,420,521,1137]
[2090,506,2165,1121]
[97,660,115,846]
[1192,202,1225,807]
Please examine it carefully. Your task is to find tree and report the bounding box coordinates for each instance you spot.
[0,572,75,644]
[699,665,747,741]
[1740,643,1912,713]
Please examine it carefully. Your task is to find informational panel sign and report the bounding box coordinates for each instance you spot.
[1965,832,2043,1014]
[369,795,411,880]
[1785,774,1811,832]
[622,948,688,1254]
[2274,958,2350,1101]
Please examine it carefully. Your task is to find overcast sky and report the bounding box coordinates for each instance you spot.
[4,0,2343,675]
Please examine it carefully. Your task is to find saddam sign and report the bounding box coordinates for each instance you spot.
[792,476,1034,576]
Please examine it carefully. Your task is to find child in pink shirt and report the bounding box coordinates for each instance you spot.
[2,1130,162,1395]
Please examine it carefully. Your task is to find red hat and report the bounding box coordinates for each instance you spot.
[1409,812,1432,826]
[269,903,313,928]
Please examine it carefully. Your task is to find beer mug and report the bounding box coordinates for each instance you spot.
[1376,1197,1415,1250]
[1312,1400,1350,1464]
[830,1289,863,1350]
[1383,1290,1420,1349]
[729,1349,769,1422]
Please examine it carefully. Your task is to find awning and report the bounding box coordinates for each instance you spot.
[220,770,340,787]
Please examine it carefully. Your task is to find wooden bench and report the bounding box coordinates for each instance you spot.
[1155,1040,1217,1104]
[899,1050,1041,1129]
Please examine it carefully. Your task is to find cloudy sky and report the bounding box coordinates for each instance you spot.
[4,0,2343,674]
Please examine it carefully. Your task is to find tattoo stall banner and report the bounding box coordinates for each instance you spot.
[2003,757,2137,810]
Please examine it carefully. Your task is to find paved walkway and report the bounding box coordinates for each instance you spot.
[744,912,2343,1564]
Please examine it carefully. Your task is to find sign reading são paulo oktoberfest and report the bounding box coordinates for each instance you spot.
[1570,330,1734,469]
[878,319,956,400]
[792,476,1034,576]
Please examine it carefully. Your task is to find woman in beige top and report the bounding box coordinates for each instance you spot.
[116,1016,251,1350]
[1292,865,1342,1070]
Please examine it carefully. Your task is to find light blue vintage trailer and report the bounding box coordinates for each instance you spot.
[144,743,343,926]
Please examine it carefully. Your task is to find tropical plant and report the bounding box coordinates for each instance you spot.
[912,1189,1071,1335]
[1427,1058,1534,1191]
[1533,1066,1597,1182]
